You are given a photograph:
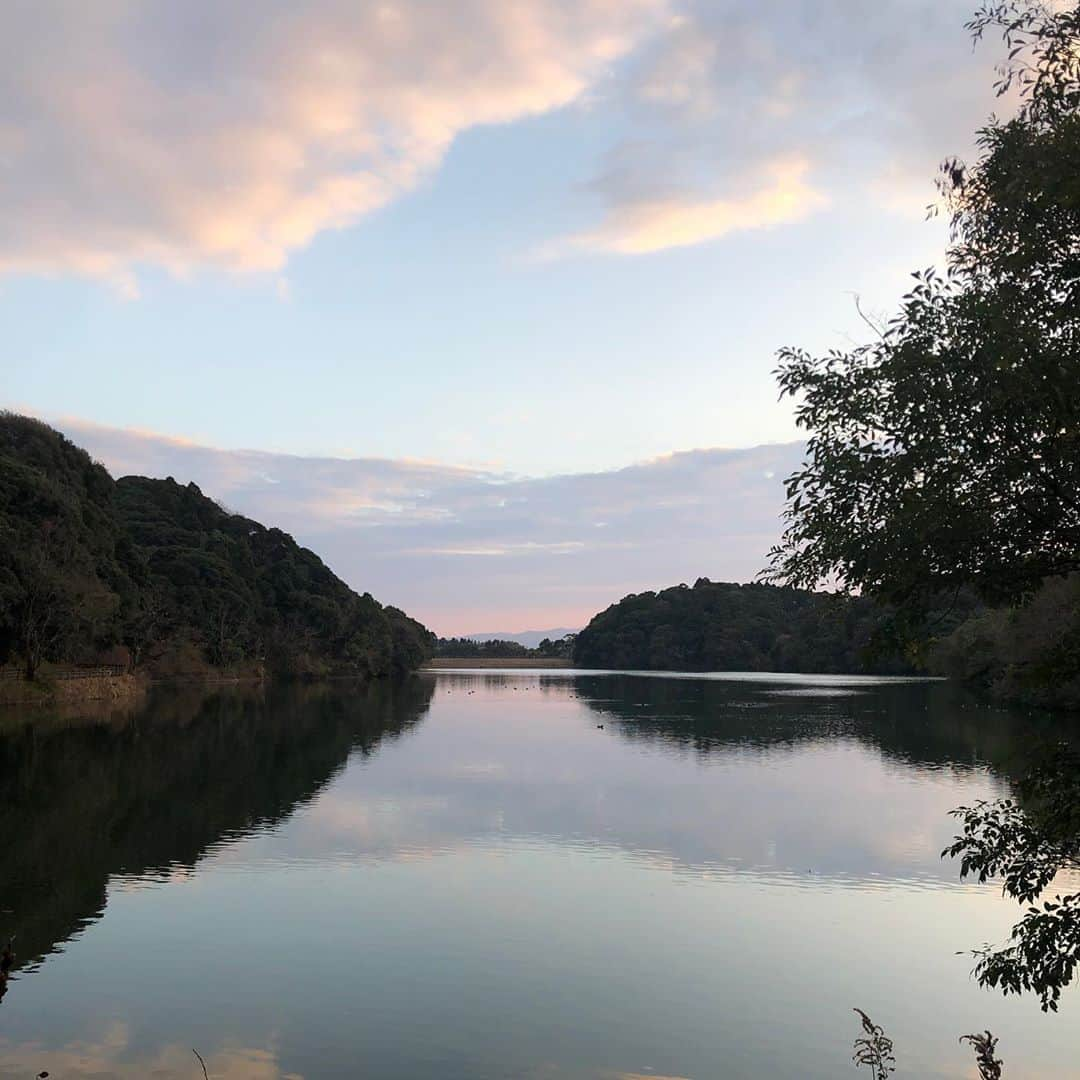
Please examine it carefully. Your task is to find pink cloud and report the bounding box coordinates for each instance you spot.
[0,0,668,289]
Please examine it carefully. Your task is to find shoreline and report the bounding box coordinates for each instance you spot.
[0,663,443,710]
[423,657,573,669]
[0,672,144,708]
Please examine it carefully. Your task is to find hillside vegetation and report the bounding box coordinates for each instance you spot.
[572,579,916,674]
[931,574,1080,709]
[0,413,433,678]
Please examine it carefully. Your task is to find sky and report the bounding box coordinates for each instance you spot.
[1,1,1010,633]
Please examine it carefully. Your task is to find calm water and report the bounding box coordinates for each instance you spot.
[1,671,1078,1079]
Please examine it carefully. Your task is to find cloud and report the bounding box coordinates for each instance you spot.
[557,156,826,256]
[550,0,1008,256]
[55,416,804,635]
[0,0,667,288]
[0,0,1017,282]
[409,541,588,557]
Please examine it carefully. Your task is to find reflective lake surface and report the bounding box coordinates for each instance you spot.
[2,671,1078,1078]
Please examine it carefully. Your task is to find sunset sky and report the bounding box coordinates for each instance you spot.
[2,1,1007,632]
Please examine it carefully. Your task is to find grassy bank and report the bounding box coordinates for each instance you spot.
[0,671,144,707]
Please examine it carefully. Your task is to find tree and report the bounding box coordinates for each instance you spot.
[124,594,164,670]
[537,633,576,659]
[765,1,1080,1011]
[571,579,914,673]
[766,1,1080,614]
[8,519,68,679]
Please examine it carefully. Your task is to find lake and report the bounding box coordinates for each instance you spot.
[1,670,1077,1078]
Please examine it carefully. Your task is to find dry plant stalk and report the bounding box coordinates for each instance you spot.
[852,1008,896,1079]
[960,1031,1004,1079]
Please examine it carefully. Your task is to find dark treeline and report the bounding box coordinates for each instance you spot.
[434,637,533,659]
[0,414,434,679]
[434,634,575,659]
[571,579,932,673]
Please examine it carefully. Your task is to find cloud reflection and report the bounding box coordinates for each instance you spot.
[244,674,1023,890]
[0,1024,303,1079]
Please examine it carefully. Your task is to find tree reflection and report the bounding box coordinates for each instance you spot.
[569,673,1068,774]
[0,677,434,986]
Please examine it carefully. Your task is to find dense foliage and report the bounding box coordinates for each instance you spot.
[0,413,433,677]
[932,574,1080,708]
[765,0,1080,1013]
[572,579,914,673]
[536,633,575,659]
[433,637,533,659]
[0,413,145,677]
[766,1,1080,617]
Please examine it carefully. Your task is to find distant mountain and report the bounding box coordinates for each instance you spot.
[463,628,579,649]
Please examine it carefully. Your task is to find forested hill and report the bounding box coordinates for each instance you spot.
[572,579,914,674]
[0,413,434,678]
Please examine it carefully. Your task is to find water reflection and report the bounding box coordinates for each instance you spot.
[0,1025,300,1080]
[569,672,1056,769]
[2,671,1058,981]
[276,672,1058,888]
[2,671,1077,1079]
[0,678,434,978]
